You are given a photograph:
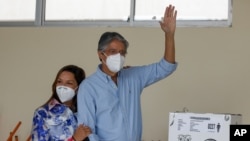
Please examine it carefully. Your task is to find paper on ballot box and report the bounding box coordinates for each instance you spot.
[168,112,242,141]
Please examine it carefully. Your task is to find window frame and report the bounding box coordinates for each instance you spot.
[0,0,233,27]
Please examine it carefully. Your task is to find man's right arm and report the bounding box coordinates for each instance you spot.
[77,82,99,141]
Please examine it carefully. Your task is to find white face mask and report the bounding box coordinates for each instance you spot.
[105,53,125,73]
[56,86,76,103]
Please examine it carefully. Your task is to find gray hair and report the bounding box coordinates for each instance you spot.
[98,32,129,52]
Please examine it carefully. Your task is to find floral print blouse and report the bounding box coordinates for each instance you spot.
[31,99,77,141]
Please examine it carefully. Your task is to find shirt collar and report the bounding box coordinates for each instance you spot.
[48,98,61,110]
[96,64,121,83]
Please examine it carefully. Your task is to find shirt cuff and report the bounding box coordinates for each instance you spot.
[67,136,75,141]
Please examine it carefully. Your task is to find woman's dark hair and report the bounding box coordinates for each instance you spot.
[44,65,85,113]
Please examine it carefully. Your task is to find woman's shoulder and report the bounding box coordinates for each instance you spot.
[33,104,49,117]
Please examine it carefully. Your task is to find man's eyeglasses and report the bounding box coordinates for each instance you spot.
[103,49,127,56]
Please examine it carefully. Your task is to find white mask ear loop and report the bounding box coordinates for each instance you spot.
[74,86,78,93]
[101,52,108,64]
[102,52,108,57]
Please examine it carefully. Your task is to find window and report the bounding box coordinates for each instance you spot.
[46,0,130,21]
[0,0,36,26]
[0,0,35,21]
[0,0,232,27]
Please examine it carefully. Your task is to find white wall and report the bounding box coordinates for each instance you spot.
[1,0,250,140]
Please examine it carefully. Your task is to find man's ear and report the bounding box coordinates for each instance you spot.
[98,51,104,61]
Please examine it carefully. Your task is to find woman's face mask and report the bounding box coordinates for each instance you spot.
[56,86,75,103]
[104,53,125,73]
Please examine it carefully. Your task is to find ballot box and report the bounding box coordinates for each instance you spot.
[168,112,242,141]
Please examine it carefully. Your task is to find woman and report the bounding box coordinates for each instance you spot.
[31,65,91,141]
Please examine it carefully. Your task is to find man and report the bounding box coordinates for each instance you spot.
[77,4,177,141]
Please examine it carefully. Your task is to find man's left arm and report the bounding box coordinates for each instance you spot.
[159,4,177,64]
